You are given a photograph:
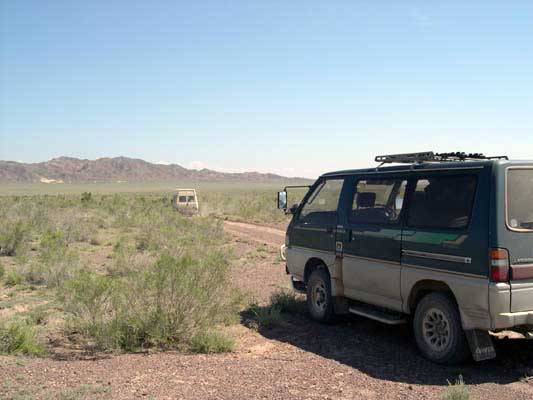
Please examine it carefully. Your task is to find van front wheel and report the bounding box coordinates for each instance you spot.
[413,292,470,365]
[307,268,334,323]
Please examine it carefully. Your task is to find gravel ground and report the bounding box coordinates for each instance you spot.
[2,222,533,399]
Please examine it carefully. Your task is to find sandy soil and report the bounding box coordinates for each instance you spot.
[2,222,533,399]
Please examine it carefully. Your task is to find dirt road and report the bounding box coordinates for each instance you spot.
[223,220,286,247]
[2,221,533,399]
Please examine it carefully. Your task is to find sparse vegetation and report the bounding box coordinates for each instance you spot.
[4,270,23,287]
[81,191,93,204]
[248,303,284,329]
[60,253,238,351]
[0,221,27,256]
[270,290,303,313]
[441,376,470,400]
[21,229,83,287]
[0,191,248,355]
[190,330,236,353]
[0,320,46,356]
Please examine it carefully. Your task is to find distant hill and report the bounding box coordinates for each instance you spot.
[0,157,306,183]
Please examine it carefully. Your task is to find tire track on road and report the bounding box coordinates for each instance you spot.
[223,220,285,247]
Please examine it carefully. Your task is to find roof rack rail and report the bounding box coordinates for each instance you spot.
[375,151,508,165]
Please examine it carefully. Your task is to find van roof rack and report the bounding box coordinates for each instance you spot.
[375,151,508,166]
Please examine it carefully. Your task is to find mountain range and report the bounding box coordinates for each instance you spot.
[0,157,303,183]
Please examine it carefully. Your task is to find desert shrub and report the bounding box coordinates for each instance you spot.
[198,188,305,224]
[59,269,120,348]
[442,376,469,400]
[22,229,83,287]
[135,233,150,251]
[0,222,27,256]
[60,252,238,351]
[0,261,4,279]
[0,320,46,356]
[270,290,303,313]
[107,237,137,277]
[39,230,66,257]
[248,304,284,329]
[53,209,99,243]
[25,304,52,325]
[4,270,24,287]
[190,330,235,353]
[81,192,93,204]
[132,202,225,258]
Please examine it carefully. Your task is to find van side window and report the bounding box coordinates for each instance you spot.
[407,175,477,229]
[349,179,407,224]
[299,179,344,223]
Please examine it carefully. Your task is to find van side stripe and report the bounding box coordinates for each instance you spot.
[343,253,401,266]
[401,263,486,279]
[402,250,472,264]
[293,226,330,233]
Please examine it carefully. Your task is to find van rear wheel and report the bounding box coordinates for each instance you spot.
[413,292,470,365]
[307,268,334,323]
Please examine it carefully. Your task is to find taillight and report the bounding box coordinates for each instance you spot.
[490,248,510,282]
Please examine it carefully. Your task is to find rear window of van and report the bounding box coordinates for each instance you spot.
[507,169,533,231]
[407,175,478,229]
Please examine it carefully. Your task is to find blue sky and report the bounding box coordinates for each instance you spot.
[1,1,532,178]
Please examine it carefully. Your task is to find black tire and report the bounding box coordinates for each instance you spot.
[306,268,335,323]
[413,292,470,365]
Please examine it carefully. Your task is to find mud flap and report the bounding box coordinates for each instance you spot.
[465,330,496,361]
[334,297,349,314]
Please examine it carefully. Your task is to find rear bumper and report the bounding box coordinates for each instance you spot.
[489,281,533,329]
[494,311,533,330]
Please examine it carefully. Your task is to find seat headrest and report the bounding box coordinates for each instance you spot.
[356,192,376,208]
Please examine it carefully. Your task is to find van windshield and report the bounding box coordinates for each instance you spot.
[507,169,533,231]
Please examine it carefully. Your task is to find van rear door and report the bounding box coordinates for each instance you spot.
[505,167,533,313]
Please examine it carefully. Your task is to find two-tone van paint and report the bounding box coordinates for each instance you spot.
[278,159,533,364]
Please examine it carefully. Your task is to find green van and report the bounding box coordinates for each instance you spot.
[277,152,533,364]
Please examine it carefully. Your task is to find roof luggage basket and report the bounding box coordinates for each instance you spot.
[374,151,508,169]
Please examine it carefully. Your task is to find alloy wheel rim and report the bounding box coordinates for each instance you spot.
[422,307,451,352]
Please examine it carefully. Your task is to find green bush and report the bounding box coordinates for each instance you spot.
[4,270,23,287]
[39,229,66,259]
[22,229,82,287]
[0,320,46,356]
[190,330,236,353]
[81,192,93,204]
[0,261,4,280]
[60,252,238,351]
[248,304,284,329]
[107,238,132,277]
[25,305,51,325]
[0,222,27,256]
[270,290,303,313]
[60,269,121,348]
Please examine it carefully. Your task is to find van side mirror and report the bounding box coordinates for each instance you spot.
[277,191,288,210]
